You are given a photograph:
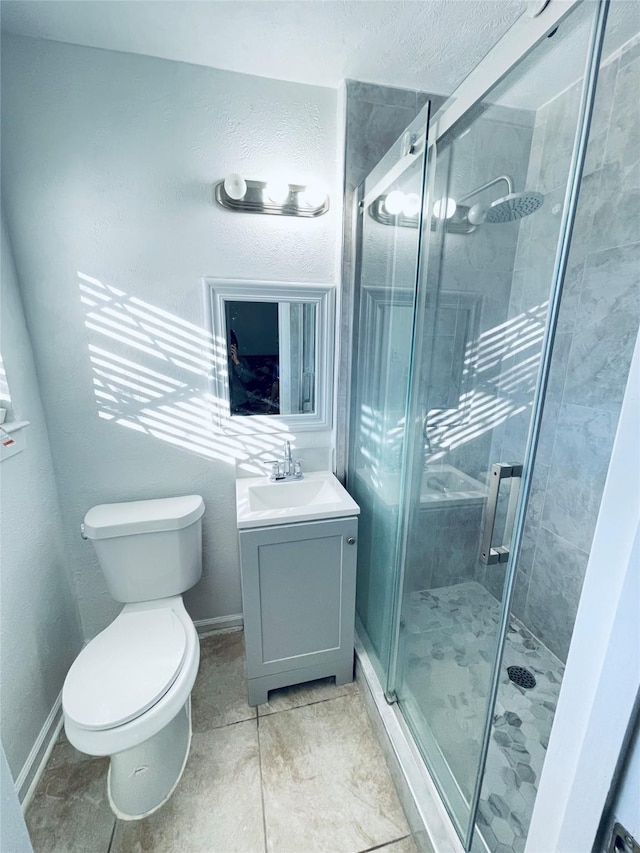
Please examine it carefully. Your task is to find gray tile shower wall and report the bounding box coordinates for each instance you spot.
[502,36,640,662]
[335,82,445,482]
[414,105,534,596]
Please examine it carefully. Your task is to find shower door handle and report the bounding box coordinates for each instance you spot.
[480,463,523,565]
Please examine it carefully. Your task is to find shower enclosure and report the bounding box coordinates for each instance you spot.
[346,1,636,850]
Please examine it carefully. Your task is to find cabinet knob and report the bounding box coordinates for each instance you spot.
[347,537,356,545]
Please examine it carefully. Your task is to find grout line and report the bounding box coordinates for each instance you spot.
[357,834,412,853]
[197,714,258,733]
[255,713,269,853]
[106,817,117,853]
[257,688,359,719]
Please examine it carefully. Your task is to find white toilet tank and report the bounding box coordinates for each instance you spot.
[82,495,205,603]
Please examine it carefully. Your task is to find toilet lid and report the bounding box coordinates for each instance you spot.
[63,608,187,731]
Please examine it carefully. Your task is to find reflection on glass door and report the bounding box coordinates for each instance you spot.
[348,106,430,687]
[390,2,601,847]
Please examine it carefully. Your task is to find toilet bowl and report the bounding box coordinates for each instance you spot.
[62,495,205,820]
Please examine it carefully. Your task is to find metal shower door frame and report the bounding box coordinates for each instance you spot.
[464,3,611,848]
[379,0,612,848]
[384,0,589,715]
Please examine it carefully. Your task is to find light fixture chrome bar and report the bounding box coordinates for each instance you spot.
[368,197,477,234]
[214,180,329,217]
[361,143,424,212]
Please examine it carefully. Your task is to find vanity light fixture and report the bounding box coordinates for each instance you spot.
[215,175,329,217]
[369,193,477,234]
[223,173,247,200]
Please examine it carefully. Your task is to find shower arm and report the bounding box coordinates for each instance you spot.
[458,174,514,205]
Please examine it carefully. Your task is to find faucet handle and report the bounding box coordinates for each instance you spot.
[264,460,282,480]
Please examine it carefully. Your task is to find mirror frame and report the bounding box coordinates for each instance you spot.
[359,284,481,424]
[205,278,335,432]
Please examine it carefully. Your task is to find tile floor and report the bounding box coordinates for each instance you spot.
[404,582,563,853]
[26,630,418,853]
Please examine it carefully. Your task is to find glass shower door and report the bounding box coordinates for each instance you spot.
[348,105,430,687]
[390,1,602,845]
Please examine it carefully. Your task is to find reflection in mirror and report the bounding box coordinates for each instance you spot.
[224,301,316,417]
[206,279,333,432]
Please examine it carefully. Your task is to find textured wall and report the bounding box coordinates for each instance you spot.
[0,214,83,781]
[502,35,640,661]
[1,34,339,639]
[0,746,33,852]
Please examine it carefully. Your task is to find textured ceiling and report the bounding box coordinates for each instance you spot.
[0,0,526,94]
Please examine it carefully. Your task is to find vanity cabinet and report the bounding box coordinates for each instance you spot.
[239,516,358,706]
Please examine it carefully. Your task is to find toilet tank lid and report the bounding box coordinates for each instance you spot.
[83,495,205,540]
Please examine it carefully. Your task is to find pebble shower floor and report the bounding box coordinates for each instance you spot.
[404,581,563,853]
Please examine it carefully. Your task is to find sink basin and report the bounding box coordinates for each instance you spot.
[420,466,487,504]
[356,464,487,509]
[236,471,360,529]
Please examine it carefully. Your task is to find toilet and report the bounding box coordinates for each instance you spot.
[62,494,205,820]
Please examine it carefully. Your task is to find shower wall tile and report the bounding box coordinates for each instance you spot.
[526,462,550,531]
[513,205,534,271]
[345,99,420,188]
[508,269,526,318]
[563,241,640,411]
[555,259,584,335]
[589,160,640,253]
[537,82,581,193]
[541,403,618,552]
[604,55,640,178]
[347,80,421,110]
[336,81,446,481]
[524,128,545,199]
[536,398,560,462]
[523,526,589,661]
[582,56,618,176]
[563,166,603,268]
[506,38,640,660]
[510,569,529,623]
[619,34,640,68]
[545,332,571,402]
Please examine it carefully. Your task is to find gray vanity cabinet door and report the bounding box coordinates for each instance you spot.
[239,517,358,683]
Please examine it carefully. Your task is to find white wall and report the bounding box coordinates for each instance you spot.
[1,34,339,639]
[0,746,33,853]
[526,331,640,853]
[0,213,83,783]
[608,710,640,847]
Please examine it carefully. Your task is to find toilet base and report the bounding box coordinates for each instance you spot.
[107,698,192,820]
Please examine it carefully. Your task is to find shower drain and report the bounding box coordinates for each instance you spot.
[507,666,536,689]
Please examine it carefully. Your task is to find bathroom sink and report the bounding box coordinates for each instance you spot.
[420,466,487,504]
[356,464,488,509]
[236,471,360,529]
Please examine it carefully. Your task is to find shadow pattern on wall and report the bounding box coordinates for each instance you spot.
[78,272,287,471]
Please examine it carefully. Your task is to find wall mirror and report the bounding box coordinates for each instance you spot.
[206,279,334,432]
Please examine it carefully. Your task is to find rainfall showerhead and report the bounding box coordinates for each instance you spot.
[461,176,544,227]
[483,190,544,223]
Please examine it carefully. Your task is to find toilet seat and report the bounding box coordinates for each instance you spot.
[63,607,187,731]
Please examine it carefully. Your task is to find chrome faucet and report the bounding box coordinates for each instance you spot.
[284,441,293,475]
[267,441,303,482]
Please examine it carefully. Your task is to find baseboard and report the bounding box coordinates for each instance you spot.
[193,613,243,636]
[16,692,64,810]
[15,616,243,808]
